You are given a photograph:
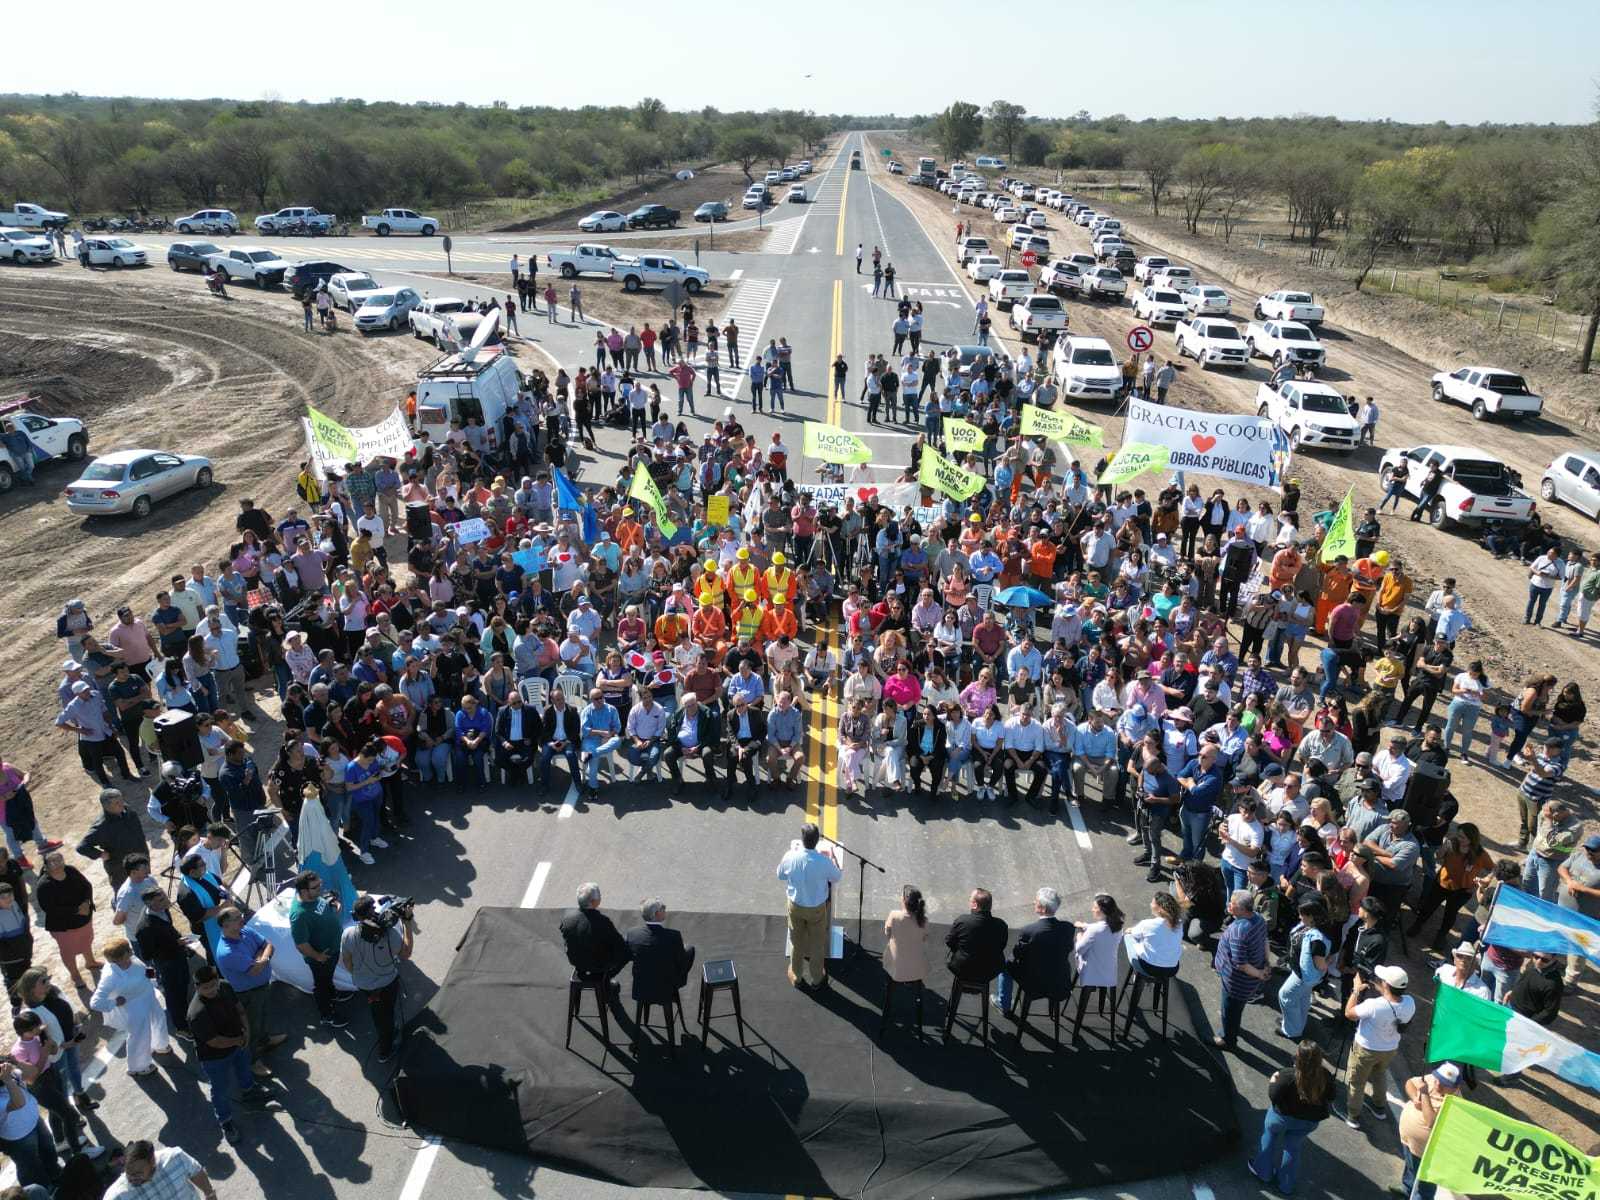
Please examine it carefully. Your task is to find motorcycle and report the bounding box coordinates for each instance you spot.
[82,216,109,233]
[205,270,228,297]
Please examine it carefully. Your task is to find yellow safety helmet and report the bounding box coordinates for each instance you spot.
[703,559,717,573]
[772,552,786,566]
[744,589,759,603]
[773,593,787,604]
[1374,550,1390,567]
[699,596,714,607]
[737,547,751,560]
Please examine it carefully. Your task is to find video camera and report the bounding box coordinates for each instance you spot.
[359,894,417,942]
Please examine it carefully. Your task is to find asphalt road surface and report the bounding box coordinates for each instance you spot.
[37,135,1416,1200]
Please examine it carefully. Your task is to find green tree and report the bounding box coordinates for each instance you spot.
[1279,146,1358,246]
[985,100,1025,160]
[1175,143,1246,234]
[1017,130,1051,167]
[1344,160,1425,290]
[634,97,666,134]
[1533,107,1600,372]
[718,127,783,181]
[1129,134,1182,217]
[934,102,983,161]
[215,127,276,211]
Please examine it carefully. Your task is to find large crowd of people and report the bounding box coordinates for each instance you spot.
[1,296,1595,1199]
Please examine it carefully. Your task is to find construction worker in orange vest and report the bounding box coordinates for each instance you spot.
[762,593,798,644]
[654,607,690,650]
[760,551,793,602]
[1349,552,1387,625]
[1314,555,1354,636]
[614,506,644,554]
[691,597,726,661]
[694,559,725,612]
[732,588,765,647]
[725,546,759,602]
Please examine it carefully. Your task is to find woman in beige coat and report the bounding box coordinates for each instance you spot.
[881,885,929,1034]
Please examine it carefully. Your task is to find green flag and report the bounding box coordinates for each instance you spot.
[802,421,873,464]
[1427,981,1600,1089]
[1097,443,1170,486]
[1417,1094,1598,1198]
[306,405,360,461]
[942,416,988,453]
[1019,403,1104,446]
[1320,486,1356,564]
[628,463,678,538]
[918,446,985,501]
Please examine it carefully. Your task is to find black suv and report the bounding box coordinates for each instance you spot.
[285,260,352,299]
[625,204,679,230]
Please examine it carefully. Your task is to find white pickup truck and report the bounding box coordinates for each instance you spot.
[1379,443,1536,529]
[1132,255,1171,284]
[988,269,1034,309]
[612,254,709,294]
[1039,258,1084,296]
[1430,366,1543,422]
[1079,266,1127,302]
[1254,290,1325,325]
[1008,293,1069,341]
[254,206,335,234]
[0,228,56,263]
[1256,380,1361,452]
[206,246,291,287]
[1133,286,1188,327]
[1051,336,1123,402]
[0,404,89,492]
[361,208,441,237]
[956,236,991,266]
[1174,317,1249,370]
[547,243,625,279]
[1245,319,1326,372]
[0,202,70,230]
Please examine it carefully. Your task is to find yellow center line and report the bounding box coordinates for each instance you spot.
[827,279,844,425]
[820,623,839,842]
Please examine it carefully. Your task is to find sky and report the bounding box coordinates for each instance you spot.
[12,0,1598,126]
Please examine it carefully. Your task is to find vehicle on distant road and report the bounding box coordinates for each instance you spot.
[1257,379,1361,451]
[1379,444,1534,529]
[166,241,223,273]
[787,185,808,203]
[323,271,385,310]
[1,229,55,263]
[1431,366,1543,422]
[1245,319,1325,372]
[1540,450,1600,520]
[887,161,904,174]
[1254,289,1325,325]
[1175,316,1249,369]
[578,211,627,233]
[693,202,730,222]
[612,254,708,294]
[0,403,87,492]
[65,449,213,518]
[547,243,625,279]
[174,209,239,235]
[255,207,335,235]
[354,288,424,334]
[357,208,439,236]
[0,202,70,230]
[741,187,769,210]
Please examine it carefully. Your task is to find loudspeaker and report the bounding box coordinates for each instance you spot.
[153,709,203,770]
[1403,762,1450,824]
[405,504,432,542]
[237,629,263,681]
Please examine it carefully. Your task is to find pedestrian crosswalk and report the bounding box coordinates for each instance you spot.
[762,217,808,255]
[717,277,781,400]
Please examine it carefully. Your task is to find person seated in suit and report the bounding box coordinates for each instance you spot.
[624,897,696,1023]
[494,689,540,779]
[558,881,630,994]
[995,886,1075,1015]
[538,687,582,795]
[724,694,767,801]
[945,887,1009,987]
[663,694,719,797]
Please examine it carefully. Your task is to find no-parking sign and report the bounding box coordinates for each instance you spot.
[1127,326,1154,353]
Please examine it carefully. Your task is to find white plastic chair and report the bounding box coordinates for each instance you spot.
[555,674,588,707]
[518,677,550,714]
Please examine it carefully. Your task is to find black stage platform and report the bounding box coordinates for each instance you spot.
[395,908,1240,1199]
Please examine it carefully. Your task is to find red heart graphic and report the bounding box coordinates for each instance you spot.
[856,486,879,502]
[1191,435,1217,453]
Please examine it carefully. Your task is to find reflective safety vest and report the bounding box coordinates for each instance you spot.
[733,603,764,644]
[761,567,793,599]
[726,563,758,596]
[695,575,725,610]
[762,606,798,642]
[654,612,689,646]
[691,608,726,644]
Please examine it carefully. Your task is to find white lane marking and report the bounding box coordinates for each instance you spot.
[715,277,782,400]
[522,861,552,909]
[729,268,744,281]
[558,782,580,820]
[1065,796,1093,850]
[866,177,890,256]
[398,1137,442,1200]
[1190,1179,1216,1200]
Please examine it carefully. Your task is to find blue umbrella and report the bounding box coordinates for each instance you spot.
[993,585,1054,608]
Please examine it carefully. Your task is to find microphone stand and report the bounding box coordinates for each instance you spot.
[827,836,886,960]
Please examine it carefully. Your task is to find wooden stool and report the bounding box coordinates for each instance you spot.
[1072,984,1117,1042]
[1119,968,1174,1041]
[697,960,745,1047]
[880,978,925,1037]
[943,977,990,1046]
[1014,987,1064,1050]
[633,993,688,1058]
[565,972,612,1049]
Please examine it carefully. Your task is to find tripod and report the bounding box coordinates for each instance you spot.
[828,836,886,961]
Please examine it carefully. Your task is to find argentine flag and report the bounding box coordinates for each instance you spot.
[1482,885,1600,966]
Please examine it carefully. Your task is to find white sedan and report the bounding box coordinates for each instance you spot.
[1027,211,1048,228]
[83,237,150,267]
[409,297,474,343]
[354,288,423,334]
[1183,285,1232,316]
[64,449,213,518]
[578,211,626,233]
[966,254,1004,282]
[325,271,385,312]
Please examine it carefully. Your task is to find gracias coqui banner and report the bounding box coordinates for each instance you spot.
[1122,398,1290,487]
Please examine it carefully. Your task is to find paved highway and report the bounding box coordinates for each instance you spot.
[52,134,1407,1200]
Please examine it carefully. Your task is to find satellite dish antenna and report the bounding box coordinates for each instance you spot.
[460,308,502,362]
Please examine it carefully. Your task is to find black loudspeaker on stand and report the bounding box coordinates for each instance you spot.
[406,504,432,542]
[153,709,203,770]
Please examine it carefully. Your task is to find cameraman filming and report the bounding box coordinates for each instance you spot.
[339,894,415,1064]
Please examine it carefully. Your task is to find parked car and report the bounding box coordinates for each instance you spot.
[1133,286,1188,327]
[693,202,730,222]
[409,297,474,344]
[360,208,440,236]
[787,185,808,203]
[1430,366,1543,421]
[578,211,626,233]
[741,188,769,210]
[887,161,904,174]
[0,229,56,263]
[1256,380,1361,451]
[1133,256,1171,284]
[1245,319,1326,372]
[1008,293,1069,342]
[174,209,239,234]
[207,247,290,287]
[1050,336,1122,402]
[1183,284,1232,316]
[254,207,334,235]
[546,244,624,279]
[165,241,223,273]
[626,205,679,229]
[1254,289,1325,324]
[956,236,991,266]
[0,405,88,492]
[64,449,213,518]
[1379,444,1534,529]
[324,271,385,310]
[1175,316,1250,369]
[82,237,149,268]
[284,260,353,299]
[611,255,708,294]
[0,203,70,230]
[1540,450,1600,520]
[967,254,1005,283]
[1079,266,1128,301]
[353,288,424,334]
[987,269,1034,309]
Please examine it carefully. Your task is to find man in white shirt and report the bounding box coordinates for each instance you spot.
[1002,708,1046,807]
[202,613,247,715]
[1264,773,1309,823]
[1335,965,1415,1128]
[624,694,668,782]
[1433,943,1491,999]
[1371,735,1415,806]
[775,822,841,989]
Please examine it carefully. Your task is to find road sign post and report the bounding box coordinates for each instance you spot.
[1126,325,1154,353]
[1020,251,1038,269]
[442,235,453,276]
[662,280,686,324]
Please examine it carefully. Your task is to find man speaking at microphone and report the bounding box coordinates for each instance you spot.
[775,822,841,991]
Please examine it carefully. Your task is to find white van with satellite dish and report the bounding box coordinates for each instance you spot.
[414,315,520,452]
